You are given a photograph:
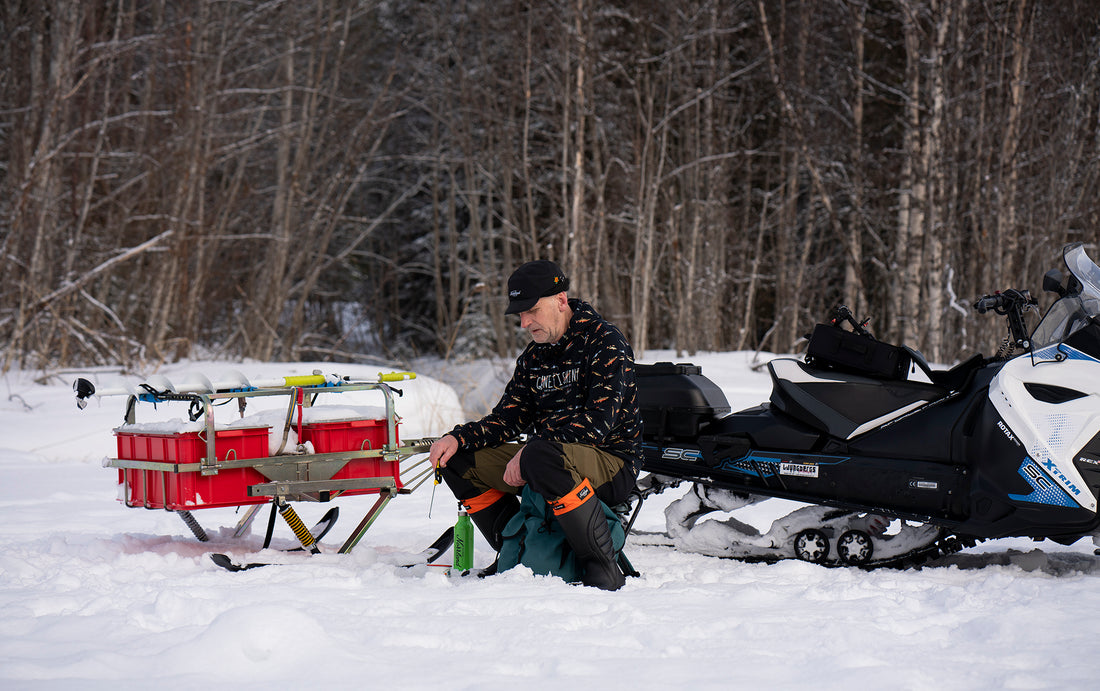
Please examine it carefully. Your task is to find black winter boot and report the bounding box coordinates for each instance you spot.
[551,479,626,591]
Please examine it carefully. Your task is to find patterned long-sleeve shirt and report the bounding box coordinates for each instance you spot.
[450,299,641,474]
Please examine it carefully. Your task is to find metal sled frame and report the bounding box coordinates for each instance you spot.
[105,380,433,554]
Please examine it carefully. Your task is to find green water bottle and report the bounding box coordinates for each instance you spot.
[452,508,474,574]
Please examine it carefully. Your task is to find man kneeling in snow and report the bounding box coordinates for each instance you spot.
[428,260,640,591]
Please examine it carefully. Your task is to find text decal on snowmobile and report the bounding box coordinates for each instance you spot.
[909,480,939,490]
[661,447,703,461]
[1042,457,1083,498]
[714,452,849,480]
[997,420,1020,446]
[1009,458,1078,507]
[779,462,819,478]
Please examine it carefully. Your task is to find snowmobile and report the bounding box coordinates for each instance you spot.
[626,242,1100,568]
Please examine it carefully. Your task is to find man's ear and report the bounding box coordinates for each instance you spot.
[555,291,570,311]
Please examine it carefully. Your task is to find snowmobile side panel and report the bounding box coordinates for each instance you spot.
[847,367,998,464]
[699,404,822,453]
[989,353,1100,512]
[961,401,1100,539]
[707,449,967,519]
[641,440,968,523]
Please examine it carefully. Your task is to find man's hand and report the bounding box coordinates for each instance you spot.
[429,434,459,469]
[503,447,526,487]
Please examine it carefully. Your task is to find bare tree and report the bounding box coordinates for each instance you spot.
[3,0,1100,371]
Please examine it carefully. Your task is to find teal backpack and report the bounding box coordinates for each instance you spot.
[496,485,632,582]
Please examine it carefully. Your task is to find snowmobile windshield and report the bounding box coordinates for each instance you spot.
[1029,243,1100,353]
[1030,296,1096,352]
[1063,242,1100,305]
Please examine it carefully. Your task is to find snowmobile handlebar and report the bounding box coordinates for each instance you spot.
[973,288,1036,351]
[829,305,874,338]
[972,289,1035,316]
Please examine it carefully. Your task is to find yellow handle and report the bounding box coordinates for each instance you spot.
[378,371,417,382]
[281,374,328,387]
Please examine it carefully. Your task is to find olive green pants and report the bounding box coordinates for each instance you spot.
[442,438,635,505]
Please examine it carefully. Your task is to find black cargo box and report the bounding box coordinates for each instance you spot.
[636,362,731,439]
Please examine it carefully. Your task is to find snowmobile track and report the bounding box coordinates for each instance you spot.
[627,527,983,570]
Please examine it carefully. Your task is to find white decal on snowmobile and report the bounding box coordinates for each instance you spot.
[1022,462,1053,489]
[847,400,929,439]
[662,447,703,461]
[780,462,818,478]
[997,420,1020,446]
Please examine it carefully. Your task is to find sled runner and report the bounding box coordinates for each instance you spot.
[75,371,437,558]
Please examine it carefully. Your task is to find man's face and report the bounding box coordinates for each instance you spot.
[518,293,570,344]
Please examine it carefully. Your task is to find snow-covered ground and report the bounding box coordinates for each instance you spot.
[2,352,1099,690]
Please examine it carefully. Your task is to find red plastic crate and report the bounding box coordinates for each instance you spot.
[299,418,402,494]
[115,427,270,510]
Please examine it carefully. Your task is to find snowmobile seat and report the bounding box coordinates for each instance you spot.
[900,345,935,380]
[900,346,984,393]
[768,358,949,441]
[925,352,985,392]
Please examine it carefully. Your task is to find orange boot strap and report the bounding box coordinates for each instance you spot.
[549,478,595,516]
[462,488,506,514]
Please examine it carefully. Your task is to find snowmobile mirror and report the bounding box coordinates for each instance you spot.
[1043,269,1067,297]
[73,378,96,410]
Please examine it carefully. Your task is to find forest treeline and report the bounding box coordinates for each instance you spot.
[2,0,1099,372]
